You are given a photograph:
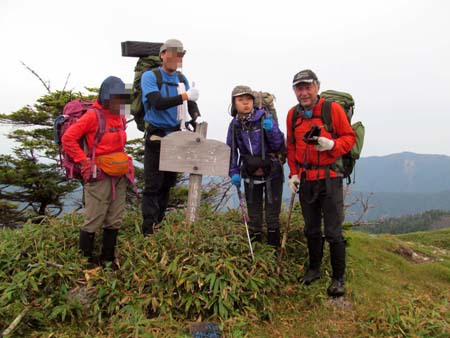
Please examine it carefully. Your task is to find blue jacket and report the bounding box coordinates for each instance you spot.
[226,108,285,178]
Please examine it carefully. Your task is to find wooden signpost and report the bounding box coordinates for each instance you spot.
[160,123,230,224]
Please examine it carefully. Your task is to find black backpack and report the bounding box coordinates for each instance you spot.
[130,56,187,132]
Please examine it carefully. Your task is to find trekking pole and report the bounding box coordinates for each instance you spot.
[277,192,296,275]
[236,186,255,261]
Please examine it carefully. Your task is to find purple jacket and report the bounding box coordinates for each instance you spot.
[226,108,285,178]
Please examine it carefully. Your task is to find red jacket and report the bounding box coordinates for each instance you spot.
[286,97,356,181]
[61,100,127,163]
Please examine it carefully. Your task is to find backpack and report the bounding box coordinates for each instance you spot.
[130,56,188,132]
[253,91,287,164]
[54,99,107,180]
[291,90,365,182]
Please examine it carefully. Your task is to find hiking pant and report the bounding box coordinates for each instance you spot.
[81,176,127,233]
[299,177,346,278]
[142,138,177,232]
[244,175,283,236]
[299,177,345,242]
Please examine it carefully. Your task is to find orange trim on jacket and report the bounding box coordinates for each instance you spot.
[286,97,356,181]
[61,100,127,163]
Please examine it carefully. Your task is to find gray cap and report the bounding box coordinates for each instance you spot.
[292,69,319,86]
[231,85,255,99]
[160,38,186,54]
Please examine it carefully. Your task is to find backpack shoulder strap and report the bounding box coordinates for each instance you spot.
[321,100,334,135]
[260,115,266,160]
[176,71,188,86]
[290,105,301,144]
[87,108,106,163]
[152,68,163,90]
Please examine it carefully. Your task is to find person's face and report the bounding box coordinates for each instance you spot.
[293,82,320,110]
[234,94,254,115]
[108,96,126,115]
[161,48,185,73]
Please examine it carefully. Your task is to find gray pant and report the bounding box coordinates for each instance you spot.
[82,176,127,233]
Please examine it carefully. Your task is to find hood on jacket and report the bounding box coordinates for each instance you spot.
[98,76,129,105]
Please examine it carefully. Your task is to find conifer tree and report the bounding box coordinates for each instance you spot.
[0,85,96,225]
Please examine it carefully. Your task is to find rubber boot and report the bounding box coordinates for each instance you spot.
[267,229,281,248]
[142,221,154,237]
[79,230,99,269]
[250,231,262,243]
[301,236,324,285]
[327,241,346,297]
[101,228,119,270]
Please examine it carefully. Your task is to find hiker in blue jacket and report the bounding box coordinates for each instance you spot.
[140,38,201,236]
[226,85,286,248]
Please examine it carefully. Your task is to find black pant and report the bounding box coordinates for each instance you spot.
[142,138,177,233]
[244,175,283,236]
[299,177,345,243]
[299,177,346,279]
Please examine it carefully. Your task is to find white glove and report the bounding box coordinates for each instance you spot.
[288,175,300,194]
[314,137,335,151]
[193,115,203,124]
[186,84,199,101]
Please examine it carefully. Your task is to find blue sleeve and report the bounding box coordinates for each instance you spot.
[226,121,240,177]
[265,119,285,152]
[141,70,159,97]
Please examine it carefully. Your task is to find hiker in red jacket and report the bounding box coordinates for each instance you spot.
[286,70,356,297]
[62,76,132,270]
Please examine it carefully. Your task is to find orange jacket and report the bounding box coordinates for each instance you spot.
[61,100,127,163]
[286,97,356,181]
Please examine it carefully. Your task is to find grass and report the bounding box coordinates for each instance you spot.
[246,230,450,337]
[0,207,449,337]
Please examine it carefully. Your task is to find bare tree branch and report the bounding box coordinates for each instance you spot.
[62,73,71,91]
[20,61,50,93]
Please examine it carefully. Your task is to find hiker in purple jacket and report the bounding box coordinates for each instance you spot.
[226,85,286,248]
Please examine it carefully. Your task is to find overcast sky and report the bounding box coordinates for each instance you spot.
[1,0,449,157]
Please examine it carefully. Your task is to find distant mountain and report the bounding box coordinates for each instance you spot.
[347,189,450,220]
[281,152,450,220]
[351,152,450,193]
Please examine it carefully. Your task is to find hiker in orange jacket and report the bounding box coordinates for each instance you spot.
[62,76,132,270]
[286,69,355,297]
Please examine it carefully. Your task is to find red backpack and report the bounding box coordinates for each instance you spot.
[54,100,107,180]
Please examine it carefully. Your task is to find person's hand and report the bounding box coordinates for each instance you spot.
[231,174,241,188]
[263,114,273,131]
[186,83,199,101]
[193,115,203,124]
[80,158,93,181]
[288,174,300,193]
[314,137,335,151]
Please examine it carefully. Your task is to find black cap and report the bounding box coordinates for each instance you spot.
[292,69,319,86]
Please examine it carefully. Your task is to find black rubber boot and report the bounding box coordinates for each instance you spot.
[101,229,119,270]
[79,230,99,268]
[330,241,346,280]
[267,229,281,248]
[327,278,345,297]
[142,221,154,237]
[301,236,325,285]
[328,240,346,297]
[250,231,262,243]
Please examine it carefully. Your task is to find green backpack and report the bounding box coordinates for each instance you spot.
[291,90,365,182]
[130,56,187,132]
